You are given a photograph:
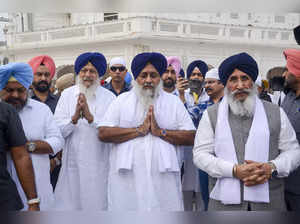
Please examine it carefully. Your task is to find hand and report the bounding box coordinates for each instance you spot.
[149,105,161,137]
[137,108,151,136]
[28,203,40,211]
[234,161,264,181]
[78,93,93,123]
[72,96,83,124]
[50,158,56,173]
[243,161,272,186]
[176,77,189,95]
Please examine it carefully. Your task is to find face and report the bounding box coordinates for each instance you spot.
[189,67,204,82]
[32,65,52,93]
[204,78,224,97]
[136,63,161,91]
[226,69,254,101]
[283,69,297,90]
[162,65,176,89]
[109,64,127,83]
[2,81,27,111]
[79,62,99,88]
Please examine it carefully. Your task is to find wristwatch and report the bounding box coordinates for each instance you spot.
[26,142,36,152]
[160,129,167,137]
[268,162,278,179]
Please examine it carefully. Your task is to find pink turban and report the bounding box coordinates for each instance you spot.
[28,55,56,79]
[166,56,181,77]
[283,49,300,77]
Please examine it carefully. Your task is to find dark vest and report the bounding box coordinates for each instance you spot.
[206,101,286,211]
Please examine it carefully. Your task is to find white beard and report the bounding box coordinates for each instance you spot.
[132,80,162,122]
[226,86,257,117]
[76,76,99,102]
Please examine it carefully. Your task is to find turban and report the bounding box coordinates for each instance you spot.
[0,62,33,90]
[283,49,300,77]
[74,52,107,77]
[219,52,258,85]
[131,52,167,79]
[166,56,181,77]
[109,57,126,67]
[186,60,208,79]
[205,68,220,80]
[179,68,185,78]
[294,25,300,45]
[28,55,56,79]
[55,73,75,91]
[255,75,262,87]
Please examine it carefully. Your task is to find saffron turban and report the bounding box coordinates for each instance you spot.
[0,62,33,90]
[219,52,258,85]
[74,52,107,77]
[205,68,220,80]
[186,60,208,79]
[166,56,181,77]
[179,68,185,78]
[131,52,167,79]
[28,55,56,79]
[283,49,300,77]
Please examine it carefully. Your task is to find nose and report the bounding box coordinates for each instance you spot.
[11,90,19,98]
[145,74,152,83]
[236,79,245,89]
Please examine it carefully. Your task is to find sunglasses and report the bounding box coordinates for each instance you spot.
[110,66,126,72]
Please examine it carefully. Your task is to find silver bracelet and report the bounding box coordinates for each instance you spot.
[27,197,40,205]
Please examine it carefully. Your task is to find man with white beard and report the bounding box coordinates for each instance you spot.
[98,52,195,211]
[53,52,116,210]
[193,52,300,211]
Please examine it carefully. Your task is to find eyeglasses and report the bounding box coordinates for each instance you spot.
[110,66,126,72]
[3,87,27,94]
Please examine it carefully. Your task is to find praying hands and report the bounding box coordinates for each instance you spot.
[137,105,162,137]
[72,93,94,124]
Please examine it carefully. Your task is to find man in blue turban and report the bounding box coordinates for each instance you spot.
[1,62,65,211]
[0,62,40,211]
[53,52,116,211]
[98,52,196,211]
[193,52,300,211]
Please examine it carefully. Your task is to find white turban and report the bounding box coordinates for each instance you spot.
[205,68,219,80]
[109,57,126,67]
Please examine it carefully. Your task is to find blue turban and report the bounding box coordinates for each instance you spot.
[74,52,107,77]
[131,52,167,79]
[218,52,258,85]
[0,62,33,90]
[186,60,208,79]
[179,68,185,78]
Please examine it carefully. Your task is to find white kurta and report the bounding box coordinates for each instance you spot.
[193,108,300,179]
[7,99,64,210]
[98,90,195,211]
[53,85,115,210]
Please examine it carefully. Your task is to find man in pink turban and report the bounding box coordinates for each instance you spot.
[28,55,60,191]
[282,48,300,211]
[161,56,181,94]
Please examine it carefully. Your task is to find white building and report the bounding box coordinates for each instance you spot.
[1,13,299,78]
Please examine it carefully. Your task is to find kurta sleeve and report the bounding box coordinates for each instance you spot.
[193,110,234,178]
[97,97,120,128]
[270,108,300,177]
[54,91,76,138]
[43,106,65,155]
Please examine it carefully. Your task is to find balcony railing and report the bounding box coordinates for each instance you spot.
[5,16,297,49]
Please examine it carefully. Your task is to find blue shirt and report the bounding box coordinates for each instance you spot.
[103,81,132,96]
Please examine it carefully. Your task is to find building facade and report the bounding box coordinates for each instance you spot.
[1,13,299,78]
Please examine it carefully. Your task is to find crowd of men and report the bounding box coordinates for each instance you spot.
[0,45,300,212]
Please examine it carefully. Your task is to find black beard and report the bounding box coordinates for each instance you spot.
[5,97,27,112]
[163,79,175,88]
[33,80,50,93]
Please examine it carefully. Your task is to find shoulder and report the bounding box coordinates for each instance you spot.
[97,86,116,100]
[59,85,78,99]
[0,101,18,116]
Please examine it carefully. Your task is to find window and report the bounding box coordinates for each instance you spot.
[104,13,118,21]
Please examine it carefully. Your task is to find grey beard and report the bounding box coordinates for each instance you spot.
[76,76,99,101]
[132,80,162,122]
[225,86,257,117]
